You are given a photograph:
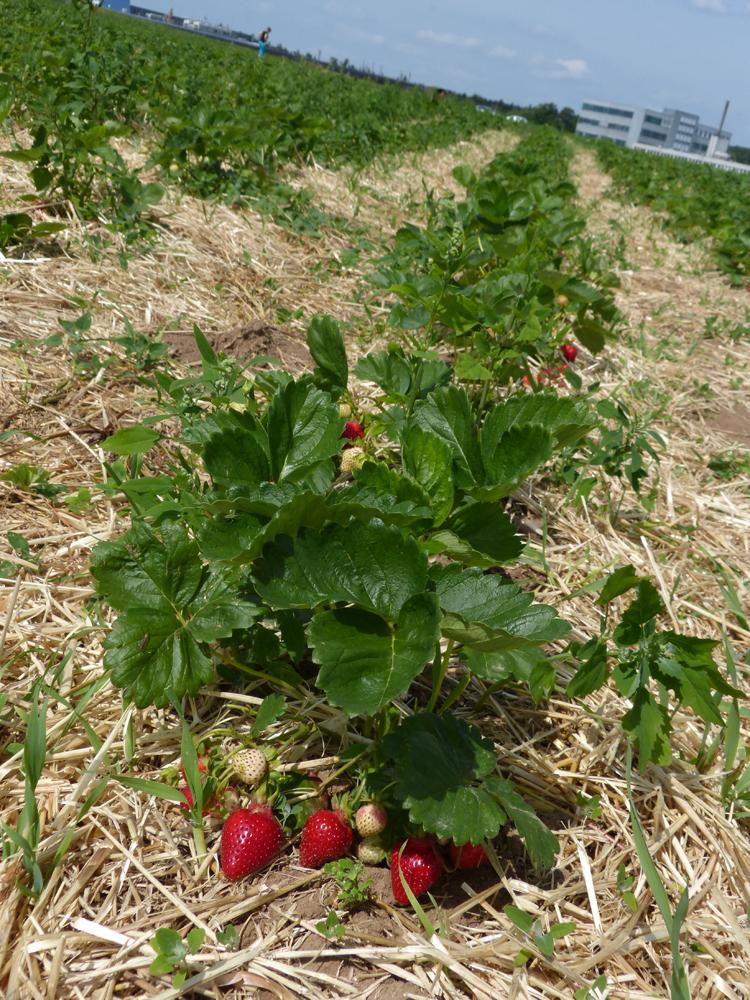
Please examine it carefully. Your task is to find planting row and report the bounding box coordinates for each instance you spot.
[594,139,750,286]
[0,0,497,245]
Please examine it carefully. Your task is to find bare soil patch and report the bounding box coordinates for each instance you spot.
[163,321,310,372]
[707,403,750,445]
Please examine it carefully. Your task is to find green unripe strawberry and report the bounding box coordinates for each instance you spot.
[340,446,366,474]
[357,838,386,865]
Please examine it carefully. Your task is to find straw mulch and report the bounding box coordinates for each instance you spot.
[1,131,750,999]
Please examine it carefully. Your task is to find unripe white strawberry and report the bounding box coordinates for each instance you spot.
[357,838,386,865]
[338,402,352,418]
[232,748,268,787]
[355,802,388,837]
[340,447,366,475]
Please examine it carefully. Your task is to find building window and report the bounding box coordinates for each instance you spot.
[607,122,629,133]
[582,102,633,119]
[578,117,600,126]
[644,114,663,125]
[640,128,668,142]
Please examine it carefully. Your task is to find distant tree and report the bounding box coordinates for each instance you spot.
[559,106,578,133]
[729,145,750,165]
[523,102,560,127]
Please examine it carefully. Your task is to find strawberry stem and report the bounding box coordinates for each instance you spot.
[192,820,206,862]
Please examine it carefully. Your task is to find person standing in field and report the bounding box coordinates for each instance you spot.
[258,27,271,57]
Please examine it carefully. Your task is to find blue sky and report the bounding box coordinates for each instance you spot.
[145,0,750,144]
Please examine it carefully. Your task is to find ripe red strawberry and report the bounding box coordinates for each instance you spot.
[560,343,577,363]
[341,420,365,441]
[355,803,388,838]
[299,809,353,868]
[390,837,443,905]
[449,842,488,869]
[220,805,284,881]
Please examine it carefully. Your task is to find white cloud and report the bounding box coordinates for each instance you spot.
[488,44,516,59]
[536,57,591,79]
[416,29,481,49]
[692,0,728,11]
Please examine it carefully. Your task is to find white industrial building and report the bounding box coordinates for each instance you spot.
[575,99,750,171]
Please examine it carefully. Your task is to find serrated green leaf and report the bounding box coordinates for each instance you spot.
[202,423,270,488]
[486,777,559,870]
[307,314,348,396]
[411,385,482,489]
[483,393,594,449]
[91,522,203,614]
[331,461,433,527]
[264,380,341,483]
[92,524,260,707]
[402,425,454,525]
[475,423,553,500]
[433,565,569,650]
[622,689,672,767]
[382,712,506,843]
[101,426,161,456]
[355,350,412,400]
[465,647,547,686]
[443,502,522,565]
[614,580,664,645]
[310,594,440,716]
[254,520,428,618]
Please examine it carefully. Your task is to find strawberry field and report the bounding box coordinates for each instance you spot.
[2,2,750,998]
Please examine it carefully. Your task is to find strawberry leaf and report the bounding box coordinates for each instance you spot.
[485,777,559,871]
[483,393,594,449]
[382,713,515,845]
[254,520,428,618]
[433,565,569,650]
[439,502,522,565]
[411,385,482,489]
[402,426,454,525]
[307,314,348,397]
[310,594,440,716]
[264,380,342,483]
[473,424,553,501]
[355,349,412,400]
[92,523,260,707]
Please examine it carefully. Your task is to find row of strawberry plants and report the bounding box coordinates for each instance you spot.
[0,0,498,245]
[371,128,621,387]
[594,139,750,286]
[369,128,667,505]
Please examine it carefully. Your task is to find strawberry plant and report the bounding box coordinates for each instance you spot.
[90,318,583,868]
